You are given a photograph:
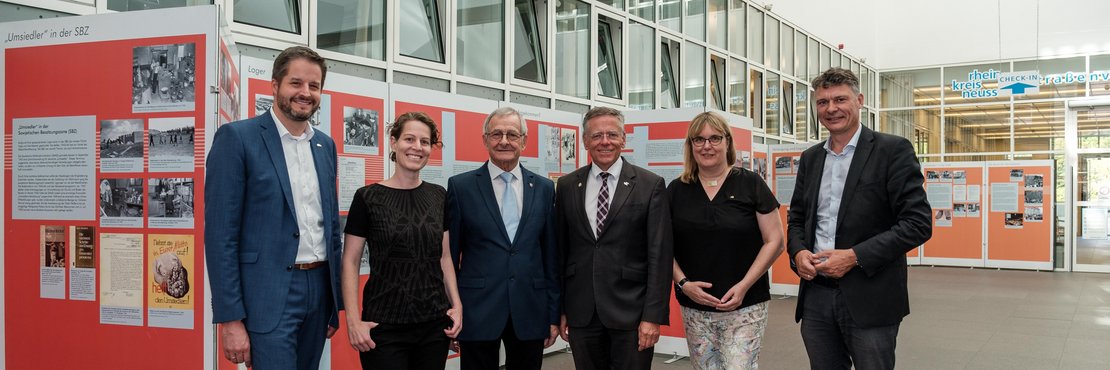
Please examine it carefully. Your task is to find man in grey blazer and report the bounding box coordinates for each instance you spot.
[446,107,560,370]
[205,46,343,370]
[555,107,674,370]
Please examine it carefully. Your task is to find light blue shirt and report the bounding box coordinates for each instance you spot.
[814,125,862,253]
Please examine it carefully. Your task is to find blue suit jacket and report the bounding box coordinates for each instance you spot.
[204,112,343,333]
[446,163,560,341]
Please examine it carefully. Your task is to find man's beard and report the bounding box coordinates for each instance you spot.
[278,95,318,122]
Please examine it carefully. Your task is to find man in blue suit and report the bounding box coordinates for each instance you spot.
[205,46,342,370]
[446,107,560,370]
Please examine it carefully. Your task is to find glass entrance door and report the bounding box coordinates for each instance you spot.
[1069,103,1110,272]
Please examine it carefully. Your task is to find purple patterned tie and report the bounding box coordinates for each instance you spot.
[596,172,611,236]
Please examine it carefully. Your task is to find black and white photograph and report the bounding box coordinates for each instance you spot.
[1010,168,1024,182]
[1025,190,1043,205]
[739,151,752,170]
[1024,206,1043,222]
[132,43,196,113]
[775,156,792,172]
[343,106,379,155]
[544,126,561,166]
[953,170,967,184]
[954,203,967,217]
[149,117,195,172]
[100,119,144,173]
[254,94,274,117]
[1025,174,1044,189]
[941,170,952,180]
[966,202,981,217]
[147,178,195,229]
[792,156,801,173]
[218,53,240,121]
[754,157,769,181]
[926,170,940,181]
[561,129,577,164]
[1005,213,1024,228]
[935,209,952,227]
[100,178,144,228]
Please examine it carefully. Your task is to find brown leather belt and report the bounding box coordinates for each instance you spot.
[292,261,326,270]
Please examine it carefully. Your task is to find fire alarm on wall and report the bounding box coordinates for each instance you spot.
[838,43,845,50]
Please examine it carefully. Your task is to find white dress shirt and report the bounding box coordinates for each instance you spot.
[814,124,863,254]
[271,109,327,264]
[488,161,524,217]
[585,157,624,238]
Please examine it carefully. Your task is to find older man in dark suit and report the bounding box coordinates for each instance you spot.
[446,107,560,370]
[555,107,673,370]
[788,68,932,370]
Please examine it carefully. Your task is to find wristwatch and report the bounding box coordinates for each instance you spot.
[675,277,689,292]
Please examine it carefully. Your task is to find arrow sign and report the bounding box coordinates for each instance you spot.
[1001,82,1036,94]
[998,71,1042,96]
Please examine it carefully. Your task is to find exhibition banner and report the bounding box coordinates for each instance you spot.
[922,162,987,266]
[1,6,219,369]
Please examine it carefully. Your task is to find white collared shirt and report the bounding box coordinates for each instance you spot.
[487,161,524,217]
[585,157,624,238]
[814,124,863,253]
[270,109,327,264]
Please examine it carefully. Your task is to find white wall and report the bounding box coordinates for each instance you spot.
[763,0,1110,71]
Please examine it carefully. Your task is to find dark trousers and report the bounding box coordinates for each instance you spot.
[568,311,653,370]
[248,266,332,370]
[800,283,899,370]
[359,316,450,370]
[459,316,544,370]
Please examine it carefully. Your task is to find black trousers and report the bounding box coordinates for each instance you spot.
[567,311,653,370]
[800,283,899,370]
[459,316,544,370]
[359,316,450,370]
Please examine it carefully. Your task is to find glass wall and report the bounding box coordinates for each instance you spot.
[685,42,706,107]
[458,0,503,81]
[235,0,300,33]
[749,69,763,128]
[658,0,681,32]
[399,0,446,63]
[629,0,654,20]
[555,0,590,99]
[684,0,705,41]
[765,71,779,135]
[317,0,385,60]
[728,0,744,57]
[660,38,681,108]
[763,16,778,69]
[706,0,726,50]
[728,58,746,117]
[709,55,727,110]
[746,7,762,67]
[597,15,623,99]
[513,0,547,83]
[881,68,942,108]
[628,22,655,109]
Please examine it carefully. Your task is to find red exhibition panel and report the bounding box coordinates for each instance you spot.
[4,35,208,369]
[986,164,1053,264]
[922,165,985,261]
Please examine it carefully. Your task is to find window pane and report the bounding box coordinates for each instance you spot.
[235,0,300,33]
[710,55,726,110]
[780,24,793,76]
[749,69,763,128]
[685,42,706,107]
[1015,101,1065,151]
[881,68,942,108]
[706,0,726,49]
[764,16,778,68]
[944,104,1011,153]
[400,0,445,63]
[318,0,386,60]
[943,62,1010,104]
[807,38,818,81]
[555,1,590,98]
[684,0,705,41]
[830,51,841,69]
[629,0,654,21]
[598,0,623,9]
[108,0,209,11]
[747,8,763,66]
[597,17,623,99]
[882,109,941,155]
[795,82,809,140]
[728,0,744,56]
[729,58,746,117]
[661,39,681,108]
[1076,105,1110,149]
[1014,56,1084,100]
[819,44,830,74]
[765,71,779,135]
[513,0,547,83]
[781,80,794,138]
[1091,54,1110,96]
[458,0,503,81]
[659,0,681,32]
[794,30,805,80]
[628,22,655,109]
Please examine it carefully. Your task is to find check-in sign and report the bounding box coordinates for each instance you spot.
[998,71,1042,96]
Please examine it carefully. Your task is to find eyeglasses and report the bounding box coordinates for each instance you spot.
[588,131,623,142]
[691,135,726,146]
[485,131,524,142]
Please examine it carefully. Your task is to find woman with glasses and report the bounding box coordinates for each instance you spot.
[341,112,463,369]
[669,111,784,369]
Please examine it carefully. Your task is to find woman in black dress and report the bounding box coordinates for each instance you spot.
[341,112,462,369]
[669,111,784,369]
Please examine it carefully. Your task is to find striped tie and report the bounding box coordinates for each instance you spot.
[596,172,611,236]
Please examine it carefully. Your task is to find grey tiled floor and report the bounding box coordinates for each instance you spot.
[540,266,1110,369]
